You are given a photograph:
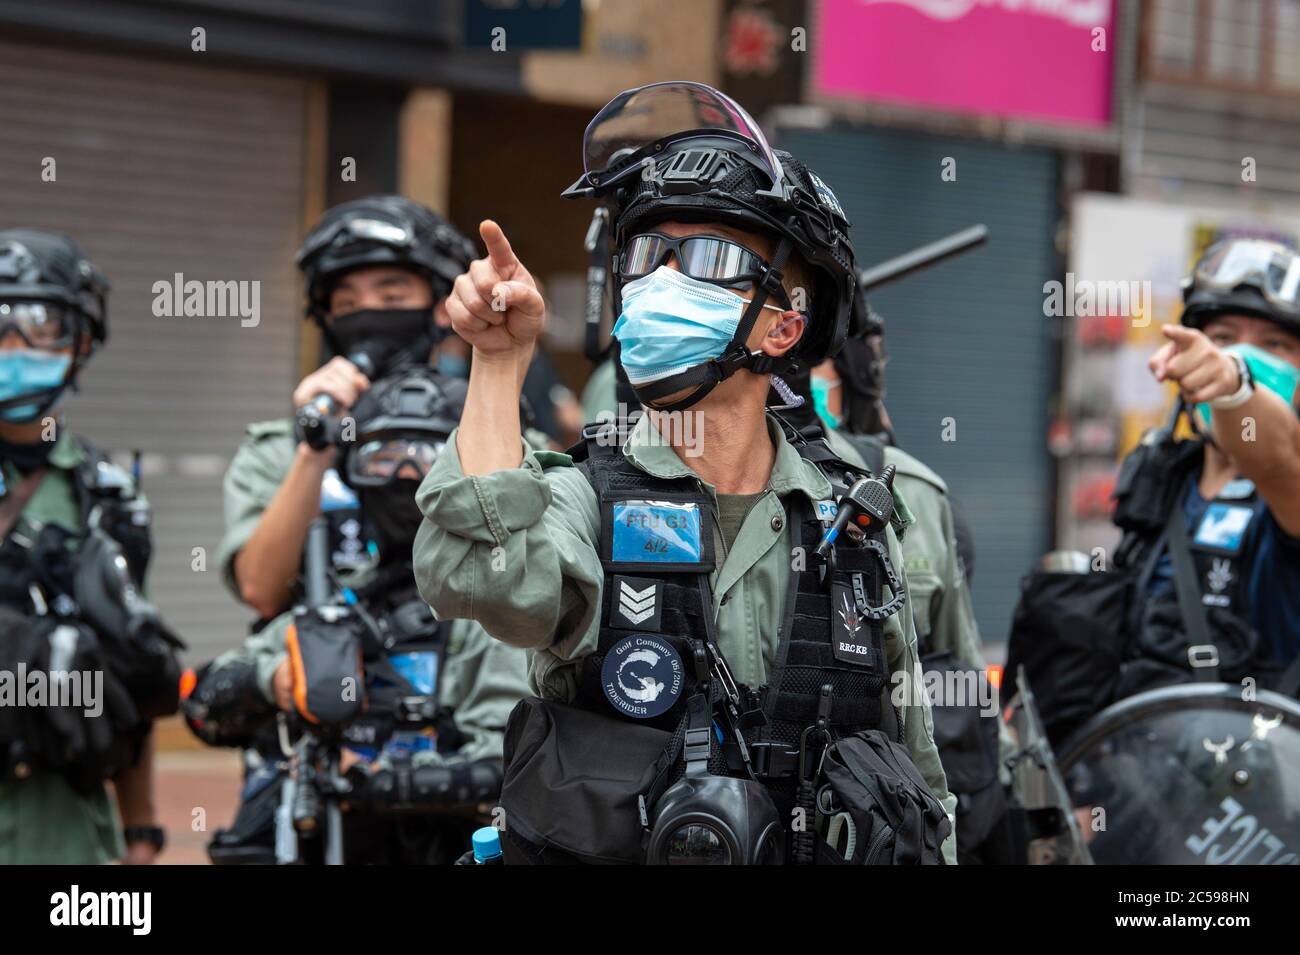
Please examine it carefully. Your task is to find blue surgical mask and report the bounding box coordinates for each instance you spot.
[0,348,70,422]
[436,351,470,379]
[811,376,842,430]
[1195,342,1300,432]
[613,266,760,386]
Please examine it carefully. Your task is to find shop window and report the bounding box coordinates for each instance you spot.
[1146,0,1300,93]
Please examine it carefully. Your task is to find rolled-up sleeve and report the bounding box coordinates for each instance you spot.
[413,428,604,676]
[217,427,294,601]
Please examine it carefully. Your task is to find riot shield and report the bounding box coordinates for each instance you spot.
[1003,667,1093,864]
[1056,684,1300,865]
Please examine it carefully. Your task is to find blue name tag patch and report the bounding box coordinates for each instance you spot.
[1194,503,1254,553]
[611,500,704,563]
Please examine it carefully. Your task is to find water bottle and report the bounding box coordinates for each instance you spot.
[471,826,503,865]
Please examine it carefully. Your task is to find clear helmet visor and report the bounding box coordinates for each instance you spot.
[1194,238,1300,312]
[579,81,784,192]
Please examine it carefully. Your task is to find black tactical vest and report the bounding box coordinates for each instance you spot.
[0,436,151,612]
[568,417,904,816]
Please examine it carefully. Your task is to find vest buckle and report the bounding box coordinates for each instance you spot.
[1187,644,1220,669]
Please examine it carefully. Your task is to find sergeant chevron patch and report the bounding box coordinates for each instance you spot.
[611,575,663,631]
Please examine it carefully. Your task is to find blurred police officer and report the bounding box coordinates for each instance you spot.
[191,368,529,863]
[0,230,167,863]
[1113,238,1300,691]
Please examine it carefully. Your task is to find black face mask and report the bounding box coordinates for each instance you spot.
[328,307,444,370]
[358,481,424,562]
[0,431,56,474]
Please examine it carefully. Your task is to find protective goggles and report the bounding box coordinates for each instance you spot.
[295,215,415,268]
[571,81,785,194]
[1192,238,1300,317]
[619,232,770,285]
[0,300,77,349]
[345,435,445,487]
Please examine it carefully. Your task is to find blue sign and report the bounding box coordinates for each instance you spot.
[464,0,583,50]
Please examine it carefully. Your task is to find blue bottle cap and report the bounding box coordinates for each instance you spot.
[472,826,502,862]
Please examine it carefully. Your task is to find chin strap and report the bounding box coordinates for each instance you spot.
[633,237,801,413]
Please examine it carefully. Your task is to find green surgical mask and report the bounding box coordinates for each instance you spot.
[1195,342,1300,431]
[811,376,841,430]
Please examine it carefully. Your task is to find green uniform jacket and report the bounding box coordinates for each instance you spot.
[412,413,959,863]
[579,358,618,424]
[216,418,532,766]
[0,432,125,864]
[824,429,1016,778]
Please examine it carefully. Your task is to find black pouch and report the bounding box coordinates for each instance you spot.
[815,729,950,865]
[74,526,185,720]
[0,609,140,794]
[285,607,365,727]
[0,607,53,781]
[1005,569,1133,748]
[499,696,671,865]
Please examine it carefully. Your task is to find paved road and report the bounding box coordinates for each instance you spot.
[153,731,242,865]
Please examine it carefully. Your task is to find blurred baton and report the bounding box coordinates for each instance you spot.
[857,224,989,294]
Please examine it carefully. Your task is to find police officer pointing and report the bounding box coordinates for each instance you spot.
[414,82,955,864]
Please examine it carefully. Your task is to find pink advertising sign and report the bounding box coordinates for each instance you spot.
[813,0,1114,127]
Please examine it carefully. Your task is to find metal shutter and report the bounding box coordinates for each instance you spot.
[0,40,309,662]
[775,124,1059,643]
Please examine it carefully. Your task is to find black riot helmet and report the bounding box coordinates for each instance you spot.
[0,229,109,421]
[337,368,468,560]
[563,81,865,410]
[1181,237,1300,338]
[295,196,476,356]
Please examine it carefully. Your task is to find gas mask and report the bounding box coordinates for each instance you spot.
[645,772,785,865]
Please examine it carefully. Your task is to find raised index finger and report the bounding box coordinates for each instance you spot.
[479,220,518,280]
[1161,323,1201,349]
